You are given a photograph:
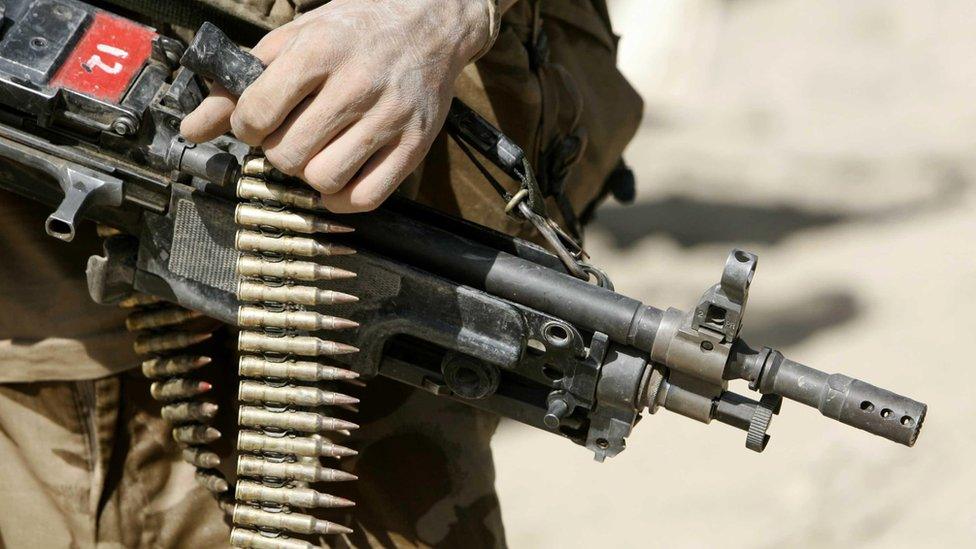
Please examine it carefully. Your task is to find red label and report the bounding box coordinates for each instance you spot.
[50,12,156,103]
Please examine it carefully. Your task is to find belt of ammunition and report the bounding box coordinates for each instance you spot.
[231,158,361,546]
[122,295,229,509]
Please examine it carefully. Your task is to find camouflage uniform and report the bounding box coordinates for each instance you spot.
[0,1,641,547]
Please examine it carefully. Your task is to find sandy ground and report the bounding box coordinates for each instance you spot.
[491,1,976,547]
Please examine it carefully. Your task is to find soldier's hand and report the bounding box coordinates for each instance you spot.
[181,0,494,212]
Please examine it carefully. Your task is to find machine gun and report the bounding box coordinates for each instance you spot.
[0,1,926,546]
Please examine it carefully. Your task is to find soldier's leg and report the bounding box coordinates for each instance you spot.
[0,380,99,547]
[0,374,233,548]
[94,371,233,547]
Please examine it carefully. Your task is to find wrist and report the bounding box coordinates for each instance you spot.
[456,0,500,64]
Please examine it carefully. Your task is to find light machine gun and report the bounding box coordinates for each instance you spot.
[0,0,926,545]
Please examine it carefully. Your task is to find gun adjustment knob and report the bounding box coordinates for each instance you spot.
[746,394,782,452]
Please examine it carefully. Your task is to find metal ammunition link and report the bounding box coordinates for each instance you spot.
[232,156,361,547]
[230,528,316,549]
[122,296,229,502]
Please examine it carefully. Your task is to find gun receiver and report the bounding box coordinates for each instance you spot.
[0,0,925,464]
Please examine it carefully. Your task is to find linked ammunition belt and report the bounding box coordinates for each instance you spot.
[230,157,361,546]
[123,291,232,501]
[126,157,364,547]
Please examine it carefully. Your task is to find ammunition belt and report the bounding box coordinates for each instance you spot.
[230,157,361,547]
[123,156,363,548]
[121,290,234,507]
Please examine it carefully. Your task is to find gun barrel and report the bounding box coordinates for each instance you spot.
[754,350,925,446]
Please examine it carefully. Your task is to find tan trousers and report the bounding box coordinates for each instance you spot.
[0,375,230,548]
[0,371,505,548]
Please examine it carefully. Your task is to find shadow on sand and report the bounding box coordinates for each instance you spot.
[591,166,968,249]
[592,195,845,248]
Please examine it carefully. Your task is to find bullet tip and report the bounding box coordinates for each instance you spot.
[331,446,358,458]
[330,245,357,256]
[334,343,360,355]
[333,318,360,330]
[320,522,355,535]
[334,496,356,508]
[332,292,359,304]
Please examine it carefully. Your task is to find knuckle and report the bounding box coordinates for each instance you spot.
[231,112,270,146]
[252,25,297,61]
[348,192,385,213]
[263,147,304,176]
[329,73,380,112]
[342,72,379,99]
[358,195,385,211]
[304,166,345,195]
[290,33,334,74]
[356,132,381,153]
[379,102,413,127]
